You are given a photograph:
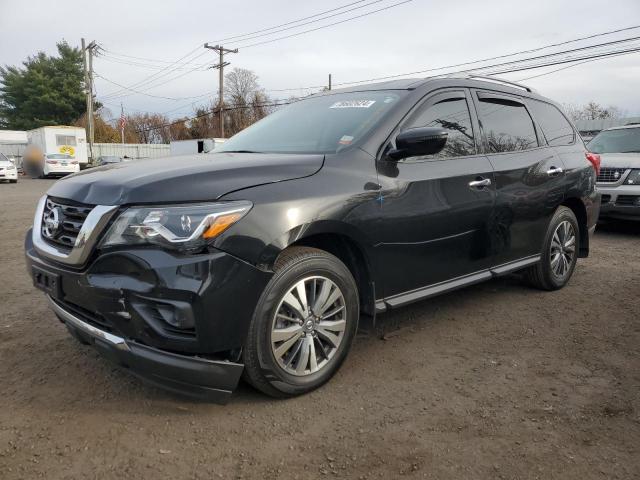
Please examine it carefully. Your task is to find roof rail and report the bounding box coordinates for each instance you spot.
[465,75,536,93]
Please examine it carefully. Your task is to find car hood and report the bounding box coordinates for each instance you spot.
[46,152,324,205]
[598,152,640,169]
[0,160,14,167]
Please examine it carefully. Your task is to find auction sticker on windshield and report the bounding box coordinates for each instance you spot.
[330,100,376,109]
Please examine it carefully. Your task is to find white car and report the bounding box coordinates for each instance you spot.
[0,153,18,183]
[43,153,80,177]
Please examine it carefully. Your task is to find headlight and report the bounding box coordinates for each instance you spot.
[100,201,252,252]
[625,169,640,185]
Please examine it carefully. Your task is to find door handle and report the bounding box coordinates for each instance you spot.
[468,178,491,188]
[546,166,564,176]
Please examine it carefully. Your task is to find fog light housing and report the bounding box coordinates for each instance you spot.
[131,297,196,337]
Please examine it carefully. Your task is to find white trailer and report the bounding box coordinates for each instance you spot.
[27,126,88,165]
[169,138,226,156]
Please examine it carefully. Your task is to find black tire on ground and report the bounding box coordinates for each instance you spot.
[243,246,359,398]
[526,206,580,291]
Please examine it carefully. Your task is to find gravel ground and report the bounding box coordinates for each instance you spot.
[1,177,639,480]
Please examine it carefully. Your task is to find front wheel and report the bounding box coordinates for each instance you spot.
[243,247,359,398]
[526,206,579,290]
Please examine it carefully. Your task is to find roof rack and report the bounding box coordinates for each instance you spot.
[464,75,536,93]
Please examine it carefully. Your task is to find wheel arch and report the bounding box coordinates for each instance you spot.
[561,196,588,258]
[274,226,377,318]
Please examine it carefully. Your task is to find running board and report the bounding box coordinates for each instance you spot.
[375,255,541,312]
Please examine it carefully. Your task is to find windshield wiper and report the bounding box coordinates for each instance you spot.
[620,150,640,153]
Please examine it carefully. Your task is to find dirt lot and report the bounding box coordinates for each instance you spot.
[1,177,639,479]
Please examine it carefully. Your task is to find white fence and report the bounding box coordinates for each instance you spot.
[92,143,171,159]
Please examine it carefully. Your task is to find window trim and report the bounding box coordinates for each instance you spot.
[379,88,481,163]
[471,89,544,155]
[524,98,577,147]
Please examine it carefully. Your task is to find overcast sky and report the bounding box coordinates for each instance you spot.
[1,0,639,121]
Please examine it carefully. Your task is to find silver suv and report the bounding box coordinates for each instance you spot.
[588,124,640,221]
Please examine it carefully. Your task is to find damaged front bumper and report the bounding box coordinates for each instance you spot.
[25,228,272,403]
[50,295,244,402]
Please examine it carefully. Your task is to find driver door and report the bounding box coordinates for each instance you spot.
[374,89,497,302]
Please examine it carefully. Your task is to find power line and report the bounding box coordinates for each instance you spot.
[210,0,387,44]
[236,0,414,49]
[210,0,370,43]
[137,44,640,133]
[330,29,640,87]
[98,45,207,99]
[96,73,212,101]
[513,52,633,81]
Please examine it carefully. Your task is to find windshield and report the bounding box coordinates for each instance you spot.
[0,153,8,162]
[587,127,640,153]
[219,91,404,154]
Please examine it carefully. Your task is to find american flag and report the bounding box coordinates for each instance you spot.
[119,104,126,131]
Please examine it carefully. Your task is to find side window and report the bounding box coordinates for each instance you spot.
[403,95,476,158]
[56,135,77,146]
[477,96,538,153]
[527,100,575,146]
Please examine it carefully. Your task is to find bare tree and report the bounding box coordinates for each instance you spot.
[224,68,272,136]
[563,101,624,121]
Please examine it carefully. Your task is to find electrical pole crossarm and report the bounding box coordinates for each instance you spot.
[203,43,238,139]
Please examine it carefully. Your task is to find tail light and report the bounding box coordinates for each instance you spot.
[46,159,58,164]
[585,152,601,175]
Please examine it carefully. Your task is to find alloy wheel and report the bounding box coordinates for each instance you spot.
[270,275,347,376]
[550,220,576,279]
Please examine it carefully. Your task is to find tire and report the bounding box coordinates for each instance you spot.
[10,179,17,183]
[243,246,359,398]
[526,206,579,290]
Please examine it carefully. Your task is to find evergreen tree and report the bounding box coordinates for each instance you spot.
[0,41,86,129]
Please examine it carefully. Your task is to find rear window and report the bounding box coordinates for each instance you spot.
[528,100,575,146]
[587,127,640,154]
[477,97,538,153]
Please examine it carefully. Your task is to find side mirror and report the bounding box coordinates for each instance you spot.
[388,127,448,160]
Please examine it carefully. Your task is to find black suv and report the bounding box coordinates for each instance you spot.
[25,76,600,402]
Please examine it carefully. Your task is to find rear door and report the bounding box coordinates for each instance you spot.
[472,90,566,266]
[375,89,496,298]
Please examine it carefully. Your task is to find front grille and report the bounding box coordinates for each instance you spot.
[597,168,627,183]
[601,194,611,204]
[42,197,93,250]
[616,195,639,206]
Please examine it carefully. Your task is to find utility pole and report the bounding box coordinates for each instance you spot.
[328,73,332,91]
[82,39,97,161]
[204,43,237,138]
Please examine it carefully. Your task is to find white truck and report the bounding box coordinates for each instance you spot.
[169,138,226,156]
[25,126,87,177]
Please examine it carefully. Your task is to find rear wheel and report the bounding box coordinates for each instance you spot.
[243,247,359,398]
[526,206,579,290]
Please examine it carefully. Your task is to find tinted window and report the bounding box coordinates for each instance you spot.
[477,97,538,153]
[587,127,640,154]
[528,100,574,146]
[219,91,405,154]
[404,96,476,158]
